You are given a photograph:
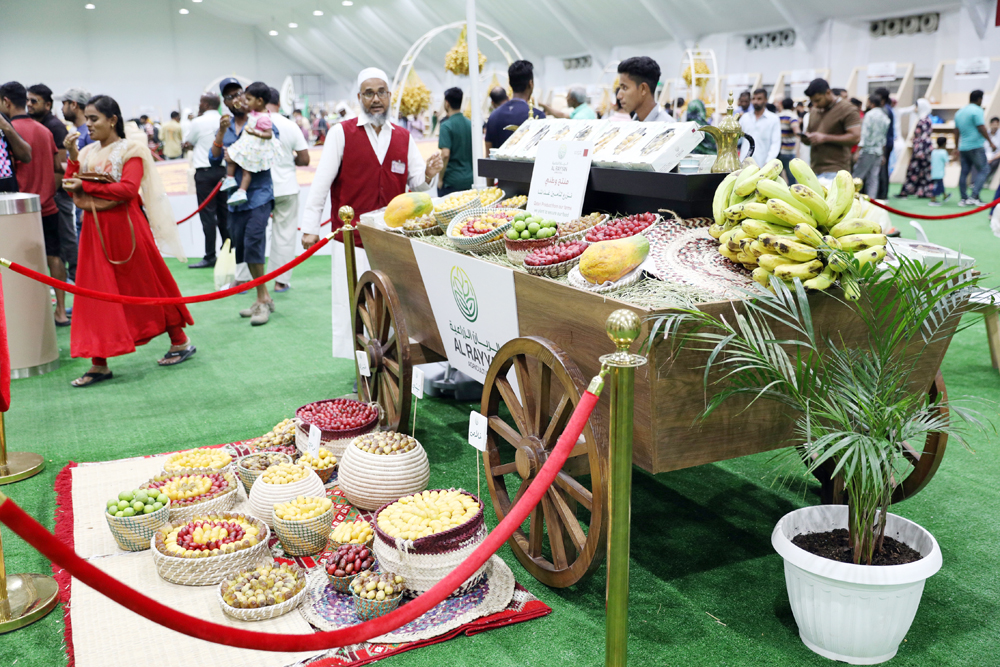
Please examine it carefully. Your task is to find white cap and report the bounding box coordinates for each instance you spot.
[357,68,389,92]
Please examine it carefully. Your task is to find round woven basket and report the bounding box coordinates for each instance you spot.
[468,236,506,256]
[558,214,608,244]
[162,450,234,476]
[141,470,240,524]
[271,505,334,556]
[151,515,270,586]
[445,207,514,250]
[235,453,292,496]
[217,576,308,621]
[524,248,587,278]
[372,490,488,598]
[476,188,505,208]
[583,214,663,244]
[296,400,379,440]
[337,440,430,511]
[492,195,527,210]
[504,234,558,265]
[433,193,479,229]
[105,503,171,552]
[402,224,443,238]
[353,588,403,621]
[248,469,327,528]
[567,263,645,293]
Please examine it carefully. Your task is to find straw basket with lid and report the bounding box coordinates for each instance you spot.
[248,464,326,528]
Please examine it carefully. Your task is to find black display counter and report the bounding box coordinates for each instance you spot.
[477,159,726,219]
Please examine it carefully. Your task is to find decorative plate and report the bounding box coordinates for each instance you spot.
[644,219,756,299]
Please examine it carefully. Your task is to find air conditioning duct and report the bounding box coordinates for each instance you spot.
[885,18,902,36]
[781,29,795,47]
[870,20,885,38]
[920,13,938,33]
[903,16,920,34]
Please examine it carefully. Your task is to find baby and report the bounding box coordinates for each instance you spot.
[220,81,279,205]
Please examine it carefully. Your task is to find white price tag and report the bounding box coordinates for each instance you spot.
[411,366,425,399]
[468,411,488,452]
[307,424,321,458]
[356,350,371,377]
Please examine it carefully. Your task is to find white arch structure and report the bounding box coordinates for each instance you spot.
[389,21,523,122]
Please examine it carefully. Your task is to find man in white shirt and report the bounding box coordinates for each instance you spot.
[616,56,674,123]
[739,88,782,163]
[301,67,443,358]
[182,94,229,268]
[234,87,310,293]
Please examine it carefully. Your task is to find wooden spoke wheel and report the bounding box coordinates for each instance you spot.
[353,270,411,433]
[481,336,608,588]
[814,372,949,505]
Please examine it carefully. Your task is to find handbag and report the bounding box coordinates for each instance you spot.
[73,172,136,265]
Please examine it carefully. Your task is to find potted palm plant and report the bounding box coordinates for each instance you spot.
[642,257,991,664]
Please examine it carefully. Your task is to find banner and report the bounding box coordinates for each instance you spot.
[411,242,520,383]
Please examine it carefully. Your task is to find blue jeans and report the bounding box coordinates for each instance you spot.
[959,147,988,200]
[228,201,272,265]
[931,179,945,198]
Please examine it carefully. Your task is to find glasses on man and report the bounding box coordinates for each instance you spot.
[223,92,242,101]
[361,89,390,101]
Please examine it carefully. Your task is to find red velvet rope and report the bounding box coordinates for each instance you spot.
[175,179,224,225]
[0,390,600,651]
[867,194,1000,220]
[1,234,334,306]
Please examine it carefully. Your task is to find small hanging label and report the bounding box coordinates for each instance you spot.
[356,350,371,377]
[307,424,322,458]
[468,411,488,451]
[411,366,425,399]
[391,159,406,174]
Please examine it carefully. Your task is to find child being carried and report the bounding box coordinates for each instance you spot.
[220,81,281,206]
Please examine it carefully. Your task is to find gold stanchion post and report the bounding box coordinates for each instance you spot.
[0,489,60,633]
[338,205,365,397]
[0,411,46,485]
[600,310,646,667]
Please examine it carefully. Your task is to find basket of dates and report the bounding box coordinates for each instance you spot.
[401,213,442,238]
[250,418,299,460]
[523,240,589,277]
[325,542,377,593]
[297,447,337,484]
[493,194,527,210]
[446,208,516,251]
[351,570,407,620]
[248,462,326,528]
[235,452,292,495]
[328,518,375,551]
[142,469,238,523]
[163,447,233,475]
[557,212,607,243]
[338,431,430,511]
[296,398,380,458]
[433,189,480,228]
[585,212,661,243]
[271,495,335,556]
[151,512,269,586]
[218,562,308,621]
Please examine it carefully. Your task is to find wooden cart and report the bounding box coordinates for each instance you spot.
[352,222,956,589]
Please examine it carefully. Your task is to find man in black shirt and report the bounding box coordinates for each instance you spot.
[28,83,77,281]
[484,60,545,153]
[0,112,32,192]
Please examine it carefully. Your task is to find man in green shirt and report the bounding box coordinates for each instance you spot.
[541,87,597,120]
[438,87,473,196]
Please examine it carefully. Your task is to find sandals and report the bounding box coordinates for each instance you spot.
[158,345,197,367]
[72,371,113,388]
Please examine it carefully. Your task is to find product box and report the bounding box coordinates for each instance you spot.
[591,122,645,166]
[608,121,704,172]
[494,119,539,160]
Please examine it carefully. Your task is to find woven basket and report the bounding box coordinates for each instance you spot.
[337,439,430,511]
[151,515,271,586]
[557,214,608,243]
[105,503,171,552]
[248,468,327,528]
[328,534,374,553]
[493,195,527,210]
[235,453,292,496]
[567,264,645,293]
[583,214,663,244]
[296,400,380,440]
[445,207,515,250]
[504,234,558,265]
[477,188,505,208]
[433,193,478,229]
[217,577,308,622]
[353,588,403,621]
[141,470,240,524]
[402,224,444,238]
[372,490,487,598]
[271,505,334,556]
[326,570,360,594]
[468,237,506,256]
[524,249,587,278]
[162,450,234,476]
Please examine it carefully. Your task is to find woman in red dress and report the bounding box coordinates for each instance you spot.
[61,95,196,387]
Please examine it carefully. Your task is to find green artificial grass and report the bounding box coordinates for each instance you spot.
[2,185,998,666]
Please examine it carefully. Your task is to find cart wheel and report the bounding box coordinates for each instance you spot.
[481,336,607,588]
[353,270,411,433]
[814,372,948,505]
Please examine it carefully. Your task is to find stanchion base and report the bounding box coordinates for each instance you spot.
[0,573,59,633]
[0,451,46,485]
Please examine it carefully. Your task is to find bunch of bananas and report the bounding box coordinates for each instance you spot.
[709,158,887,300]
[397,70,431,117]
[444,26,487,76]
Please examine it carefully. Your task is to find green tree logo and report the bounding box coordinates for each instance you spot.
[450,266,478,322]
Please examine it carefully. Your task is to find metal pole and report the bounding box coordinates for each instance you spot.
[0,489,60,632]
[600,310,646,667]
[0,524,9,623]
[0,411,46,486]
[466,0,484,187]
[338,205,362,394]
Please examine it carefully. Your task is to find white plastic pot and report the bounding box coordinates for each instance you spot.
[771,505,942,665]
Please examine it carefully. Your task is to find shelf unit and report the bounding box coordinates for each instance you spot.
[769,69,830,105]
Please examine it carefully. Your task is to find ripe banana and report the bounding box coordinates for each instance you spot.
[729,188,754,208]
[713,170,742,225]
[767,199,819,228]
[719,227,741,246]
[829,218,883,238]
[748,240,766,258]
[751,267,772,288]
[826,171,855,225]
[789,158,824,198]
[757,179,811,214]
[732,161,760,197]
[708,223,727,239]
[789,184,831,224]
[758,234,819,261]
[719,244,740,261]
[735,250,758,265]
[735,158,782,197]
[793,223,824,248]
[826,251,850,273]
[740,202,788,226]
[822,235,842,250]
[724,203,748,221]
[741,218,790,238]
[838,233,888,252]
[774,259,824,281]
[757,253,797,271]
[840,273,861,301]
[855,245,886,266]
[803,266,838,291]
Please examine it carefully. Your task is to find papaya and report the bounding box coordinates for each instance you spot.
[384,192,433,228]
[578,235,650,285]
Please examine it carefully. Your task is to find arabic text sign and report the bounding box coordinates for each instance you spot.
[956,58,990,79]
[411,242,520,384]
[527,140,594,222]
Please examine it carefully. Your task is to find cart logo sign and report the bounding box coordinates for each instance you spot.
[450,266,478,322]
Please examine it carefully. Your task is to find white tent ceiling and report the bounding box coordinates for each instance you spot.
[195,0,966,83]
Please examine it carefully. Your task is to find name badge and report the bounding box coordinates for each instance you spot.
[391,160,405,174]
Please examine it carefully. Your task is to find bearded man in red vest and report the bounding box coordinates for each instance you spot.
[301,67,443,359]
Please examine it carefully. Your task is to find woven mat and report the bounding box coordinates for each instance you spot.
[58,444,551,667]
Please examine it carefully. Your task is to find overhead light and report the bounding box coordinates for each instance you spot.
[179,8,189,13]
[269,30,278,36]
[192,0,202,2]
[313,10,323,15]
[84,3,95,7]
[342,1,353,5]
[288,22,298,27]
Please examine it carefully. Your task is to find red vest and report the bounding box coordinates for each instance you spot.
[330,118,409,247]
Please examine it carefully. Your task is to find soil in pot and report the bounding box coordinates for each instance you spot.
[791,529,923,565]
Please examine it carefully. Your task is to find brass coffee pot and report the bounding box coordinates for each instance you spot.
[698,92,755,173]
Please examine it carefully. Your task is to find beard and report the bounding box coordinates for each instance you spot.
[362,107,388,127]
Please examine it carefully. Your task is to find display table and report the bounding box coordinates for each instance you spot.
[0,193,59,377]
